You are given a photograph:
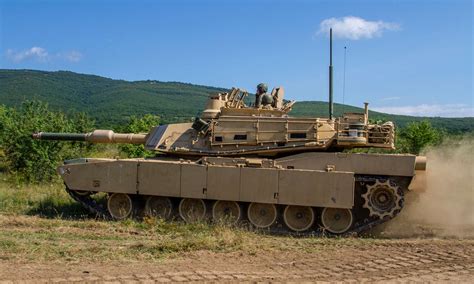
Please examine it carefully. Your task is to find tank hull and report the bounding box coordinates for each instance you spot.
[59,153,424,235]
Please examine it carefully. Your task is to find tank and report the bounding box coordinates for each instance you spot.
[31,92,427,235]
[31,30,427,235]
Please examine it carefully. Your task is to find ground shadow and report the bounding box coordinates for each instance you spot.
[26,196,97,220]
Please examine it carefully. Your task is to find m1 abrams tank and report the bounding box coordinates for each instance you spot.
[32,30,427,235]
[32,90,426,235]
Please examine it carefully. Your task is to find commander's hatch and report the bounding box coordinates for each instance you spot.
[270,87,295,113]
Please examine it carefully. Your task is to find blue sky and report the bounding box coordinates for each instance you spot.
[0,0,472,117]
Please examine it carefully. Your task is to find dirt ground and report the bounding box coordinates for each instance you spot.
[1,238,472,283]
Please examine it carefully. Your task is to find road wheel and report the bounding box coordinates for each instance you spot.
[145,196,173,220]
[283,205,314,232]
[247,203,277,229]
[179,198,207,223]
[107,193,133,220]
[321,207,353,234]
[212,200,241,225]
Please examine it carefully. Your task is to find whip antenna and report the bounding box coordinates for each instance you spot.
[328,28,333,120]
[342,46,347,113]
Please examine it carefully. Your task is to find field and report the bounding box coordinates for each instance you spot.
[0,173,473,283]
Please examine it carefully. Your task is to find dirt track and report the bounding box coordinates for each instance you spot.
[1,238,472,283]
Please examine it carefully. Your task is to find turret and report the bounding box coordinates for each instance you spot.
[32,98,395,157]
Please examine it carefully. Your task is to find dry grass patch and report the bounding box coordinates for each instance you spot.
[0,213,389,263]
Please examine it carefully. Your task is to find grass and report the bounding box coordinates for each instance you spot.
[0,215,254,262]
[0,174,86,218]
[0,174,251,262]
[0,173,282,262]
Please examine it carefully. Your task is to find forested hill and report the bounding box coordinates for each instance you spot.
[0,69,224,126]
[0,69,472,132]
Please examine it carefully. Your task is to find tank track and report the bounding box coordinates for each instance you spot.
[66,188,111,220]
[65,175,404,237]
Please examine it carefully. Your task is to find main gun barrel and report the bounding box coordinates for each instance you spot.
[32,130,147,144]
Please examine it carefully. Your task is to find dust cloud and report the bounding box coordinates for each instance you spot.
[380,138,474,238]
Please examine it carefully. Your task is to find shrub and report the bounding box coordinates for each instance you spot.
[0,101,95,183]
[398,120,442,154]
[118,114,160,158]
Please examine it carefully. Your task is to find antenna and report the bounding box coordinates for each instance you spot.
[342,46,347,113]
[329,28,333,120]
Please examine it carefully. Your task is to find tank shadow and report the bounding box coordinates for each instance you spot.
[26,197,94,220]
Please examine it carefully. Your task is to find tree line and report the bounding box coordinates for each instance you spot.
[1,101,446,183]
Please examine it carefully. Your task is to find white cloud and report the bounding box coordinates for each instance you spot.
[5,47,82,63]
[318,16,400,40]
[372,104,474,118]
[59,51,83,62]
[6,47,49,62]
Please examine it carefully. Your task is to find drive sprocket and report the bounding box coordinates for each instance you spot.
[362,179,403,219]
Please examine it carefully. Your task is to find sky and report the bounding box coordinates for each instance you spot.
[0,0,472,117]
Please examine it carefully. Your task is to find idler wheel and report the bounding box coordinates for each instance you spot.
[107,193,133,220]
[179,198,207,223]
[283,205,314,232]
[247,203,277,229]
[212,201,242,225]
[145,196,173,220]
[362,179,403,219]
[321,207,353,234]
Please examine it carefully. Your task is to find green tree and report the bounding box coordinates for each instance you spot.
[119,114,160,158]
[69,112,96,153]
[1,101,95,182]
[398,120,442,154]
[0,105,10,170]
[0,105,9,143]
